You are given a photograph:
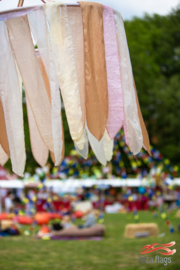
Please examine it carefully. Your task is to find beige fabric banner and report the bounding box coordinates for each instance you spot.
[26,97,49,168]
[133,79,151,155]
[0,21,26,176]
[6,16,54,153]
[67,6,85,129]
[0,145,8,166]
[37,55,65,166]
[28,8,63,165]
[0,99,10,157]
[79,2,108,141]
[44,3,84,150]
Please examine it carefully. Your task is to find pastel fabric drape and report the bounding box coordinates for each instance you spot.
[114,10,143,155]
[86,125,106,165]
[86,125,114,165]
[0,145,8,166]
[50,117,65,166]
[103,129,114,162]
[67,3,113,163]
[79,2,109,141]
[37,53,65,166]
[0,21,25,176]
[26,97,49,168]
[133,79,151,155]
[103,5,124,139]
[36,54,65,166]
[67,6,88,159]
[16,59,49,168]
[67,6,85,129]
[5,16,54,154]
[28,8,63,165]
[0,99,10,156]
[0,6,38,22]
[44,2,85,150]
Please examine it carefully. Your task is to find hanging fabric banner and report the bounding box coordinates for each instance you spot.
[67,6,88,159]
[67,6,85,129]
[0,99,10,157]
[79,1,109,141]
[0,6,38,22]
[114,10,143,155]
[36,54,65,166]
[133,79,151,155]
[26,97,49,168]
[6,16,54,154]
[28,8,63,165]
[103,5,124,140]
[44,2,85,151]
[0,21,25,176]
[0,145,8,166]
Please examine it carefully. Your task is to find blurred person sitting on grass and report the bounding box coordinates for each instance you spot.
[80,209,99,228]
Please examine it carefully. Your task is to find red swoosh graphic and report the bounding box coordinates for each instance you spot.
[140,242,176,255]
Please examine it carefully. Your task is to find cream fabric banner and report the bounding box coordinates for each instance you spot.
[0,21,25,176]
[44,2,85,150]
[26,97,49,168]
[28,8,63,165]
[67,6,85,129]
[6,16,54,154]
[67,6,88,159]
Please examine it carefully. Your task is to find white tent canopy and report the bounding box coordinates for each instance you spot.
[0,178,180,192]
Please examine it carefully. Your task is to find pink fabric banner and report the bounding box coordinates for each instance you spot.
[103,5,124,139]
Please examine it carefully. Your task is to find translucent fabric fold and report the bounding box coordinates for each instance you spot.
[0,145,8,166]
[133,79,151,155]
[16,57,49,168]
[5,16,54,154]
[0,99,10,156]
[28,8,63,165]
[44,2,85,150]
[74,129,88,159]
[103,130,114,162]
[0,21,25,176]
[0,6,39,22]
[86,125,106,166]
[36,54,65,166]
[67,6,88,159]
[50,117,65,166]
[103,5,124,139]
[79,2,108,141]
[86,125,113,166]
[114,10,143,155]
[26,97,49,168]
[67,6,85,129]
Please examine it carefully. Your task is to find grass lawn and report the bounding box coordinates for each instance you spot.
[0,211,180,270]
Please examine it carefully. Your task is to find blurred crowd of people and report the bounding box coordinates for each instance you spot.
[1,184,180,216]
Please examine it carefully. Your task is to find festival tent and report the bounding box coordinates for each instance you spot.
[0,178,180,191]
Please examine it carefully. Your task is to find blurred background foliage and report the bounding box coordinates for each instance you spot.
[4,6,180,173]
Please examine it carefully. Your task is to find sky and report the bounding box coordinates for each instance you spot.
[0,0,180,19]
